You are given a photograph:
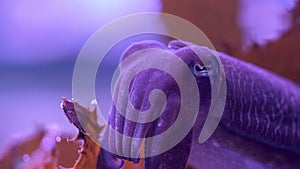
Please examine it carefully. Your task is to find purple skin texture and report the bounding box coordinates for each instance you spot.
[100,40,300,169]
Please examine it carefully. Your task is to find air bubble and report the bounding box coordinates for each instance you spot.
[22,154,30,162]
[56,136,62,142]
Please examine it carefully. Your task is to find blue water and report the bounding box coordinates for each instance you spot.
[0,60,78,145]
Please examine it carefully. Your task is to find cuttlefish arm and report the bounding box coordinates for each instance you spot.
[101,40,300,169]
[100,40,196,169]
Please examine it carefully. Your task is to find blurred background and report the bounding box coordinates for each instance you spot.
[0,0,162,145]
[0,0,300,167]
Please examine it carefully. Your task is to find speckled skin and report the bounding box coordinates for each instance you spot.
[100,40,300,169]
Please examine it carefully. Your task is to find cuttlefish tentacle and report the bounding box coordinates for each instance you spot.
[101,41,171,166]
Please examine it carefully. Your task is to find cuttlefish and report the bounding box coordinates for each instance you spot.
[97,40,300,169]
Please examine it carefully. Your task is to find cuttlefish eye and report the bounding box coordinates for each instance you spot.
[192,63,210,77]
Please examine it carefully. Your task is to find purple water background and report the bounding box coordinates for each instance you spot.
[0,0,297,147]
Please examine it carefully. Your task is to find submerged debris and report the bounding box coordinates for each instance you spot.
[61,98,104,169]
